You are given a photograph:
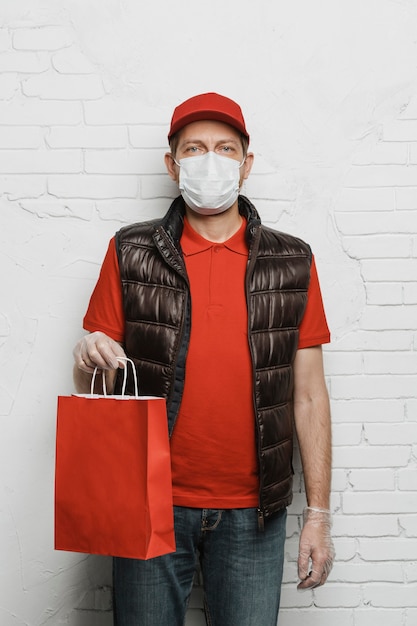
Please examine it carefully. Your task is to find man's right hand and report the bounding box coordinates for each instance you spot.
[73,331,126,375]
[72,332,127,394]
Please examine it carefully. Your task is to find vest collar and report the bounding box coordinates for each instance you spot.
[158,194,261,251]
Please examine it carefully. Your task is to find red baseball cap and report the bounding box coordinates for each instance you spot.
[168,92,249,142]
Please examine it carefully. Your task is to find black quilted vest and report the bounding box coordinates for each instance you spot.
[115,195,311,518]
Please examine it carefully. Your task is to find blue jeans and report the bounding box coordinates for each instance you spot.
[113,506,287,626]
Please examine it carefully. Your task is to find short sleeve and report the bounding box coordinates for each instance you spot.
[83,237,125,343]
[298,256,330,349]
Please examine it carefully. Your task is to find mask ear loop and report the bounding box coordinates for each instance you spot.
[238,156,247,192]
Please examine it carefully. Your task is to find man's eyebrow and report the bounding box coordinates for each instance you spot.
[180,137,240,145]
[215,137,240,144]
[180,139,204,145]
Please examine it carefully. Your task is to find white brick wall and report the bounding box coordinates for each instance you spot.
[1,1,416,624]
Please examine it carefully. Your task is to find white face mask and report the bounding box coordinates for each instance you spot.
[175,151,244,215]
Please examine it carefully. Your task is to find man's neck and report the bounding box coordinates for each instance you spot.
[184,204,242,243]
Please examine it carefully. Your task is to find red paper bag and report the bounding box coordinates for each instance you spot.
[54,360,175,559]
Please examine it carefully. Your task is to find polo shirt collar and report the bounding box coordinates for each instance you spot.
[181,216,248,257]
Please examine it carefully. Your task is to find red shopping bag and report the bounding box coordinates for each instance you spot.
[54,359,175,559]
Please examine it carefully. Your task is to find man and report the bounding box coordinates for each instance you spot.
[73,92,334,626]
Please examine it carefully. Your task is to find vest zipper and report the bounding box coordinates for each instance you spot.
[245,223,265,528]
[257,508,265,532]
[153,224,190,435]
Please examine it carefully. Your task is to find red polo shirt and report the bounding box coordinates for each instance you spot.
[83,217,330,508]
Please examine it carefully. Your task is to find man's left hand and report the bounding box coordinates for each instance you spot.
[297,507,335,590]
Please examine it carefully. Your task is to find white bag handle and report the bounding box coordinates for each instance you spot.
[90,357,139,397]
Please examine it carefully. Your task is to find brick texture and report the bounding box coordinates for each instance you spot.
[1,2,417,625]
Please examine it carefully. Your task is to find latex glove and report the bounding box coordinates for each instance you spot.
[73,331,126,373]
[297,506,335,590]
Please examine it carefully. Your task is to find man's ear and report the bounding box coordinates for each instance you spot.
[241,152,254,183]
[165,152,179,182]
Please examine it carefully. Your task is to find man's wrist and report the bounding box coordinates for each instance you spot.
[303,506,332,527]
[305,506,331,514]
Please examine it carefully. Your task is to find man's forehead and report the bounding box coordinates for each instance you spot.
[178,119,242,141]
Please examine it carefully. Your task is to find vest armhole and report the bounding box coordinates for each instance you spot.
[114,231,122,268]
